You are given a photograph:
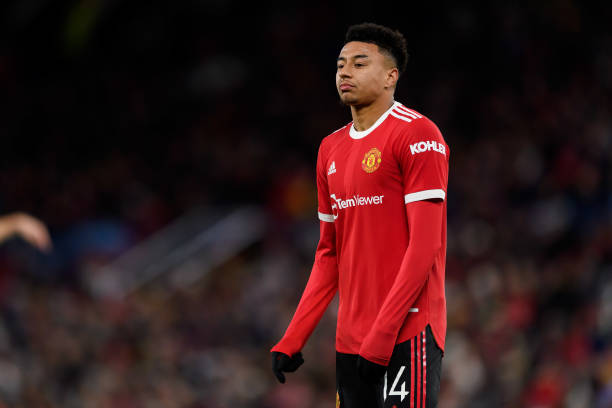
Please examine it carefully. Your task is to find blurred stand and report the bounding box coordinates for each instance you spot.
[87,206,265,299]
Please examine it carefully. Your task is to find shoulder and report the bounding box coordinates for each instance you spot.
[319,122,350,153]
[324,122,350,141]
[389,103,445,145]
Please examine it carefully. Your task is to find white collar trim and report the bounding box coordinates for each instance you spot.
[349,101,399,140]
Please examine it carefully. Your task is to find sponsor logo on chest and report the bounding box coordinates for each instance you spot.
[330,193,384,218]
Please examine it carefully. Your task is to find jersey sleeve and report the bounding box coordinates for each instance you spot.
[271,141,339,357]
[396,119,449,204]
[316,143,335,223]
[359,199,444,365]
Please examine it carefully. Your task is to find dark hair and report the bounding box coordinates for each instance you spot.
[345,23,409,75]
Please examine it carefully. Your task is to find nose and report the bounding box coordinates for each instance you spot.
[338,65,352,78]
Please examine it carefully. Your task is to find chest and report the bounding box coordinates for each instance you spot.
[326,132,402,194]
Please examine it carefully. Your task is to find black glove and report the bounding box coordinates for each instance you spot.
[357,355,387,384]
[272,351,304,383]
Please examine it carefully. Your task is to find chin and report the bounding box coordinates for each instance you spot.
[339,93,360,106]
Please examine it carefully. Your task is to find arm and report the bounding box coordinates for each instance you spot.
[271,142,339,357]
[358,199,443,365]
[271,219,339,357]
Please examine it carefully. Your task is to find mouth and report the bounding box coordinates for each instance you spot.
[339,83,354,92]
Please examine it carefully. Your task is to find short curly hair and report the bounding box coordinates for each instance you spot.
[345,23,409,76]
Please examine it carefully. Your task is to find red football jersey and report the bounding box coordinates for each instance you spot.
[272,101,449,365]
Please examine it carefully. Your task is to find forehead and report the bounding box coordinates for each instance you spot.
[338,41,382,59]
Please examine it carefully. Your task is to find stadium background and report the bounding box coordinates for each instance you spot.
[0,1,611,407]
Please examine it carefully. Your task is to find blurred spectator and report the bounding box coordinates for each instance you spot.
[0,213,51,252]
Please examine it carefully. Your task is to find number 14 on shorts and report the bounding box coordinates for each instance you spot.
[384,365,409,402]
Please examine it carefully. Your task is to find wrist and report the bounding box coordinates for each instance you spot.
[271,343,298,357]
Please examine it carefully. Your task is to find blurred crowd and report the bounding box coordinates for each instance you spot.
[0,1,611,407]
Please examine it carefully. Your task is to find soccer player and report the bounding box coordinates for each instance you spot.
[271,23,448,408]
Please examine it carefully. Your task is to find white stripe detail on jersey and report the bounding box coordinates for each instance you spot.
[397,105,423,118]
[404,189,446,204]
[406,108,423,118]
[318,212,335,222]
[395,105,419,119]
[349,101,401,139]
[392,107,416,119]
[390,110,413,123]
[409,308,419,312]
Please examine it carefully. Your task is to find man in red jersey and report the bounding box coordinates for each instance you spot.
[271,22,448,408]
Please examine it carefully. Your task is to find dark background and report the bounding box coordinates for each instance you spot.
[0,1,611,407]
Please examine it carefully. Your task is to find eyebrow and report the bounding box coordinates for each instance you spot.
[337,54,370,62]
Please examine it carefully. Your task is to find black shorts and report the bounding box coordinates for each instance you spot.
[336,325,443,408]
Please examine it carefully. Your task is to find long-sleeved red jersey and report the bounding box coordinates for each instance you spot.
[271,101,449,366]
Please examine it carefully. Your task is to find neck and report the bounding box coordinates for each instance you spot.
[350,97,395,131]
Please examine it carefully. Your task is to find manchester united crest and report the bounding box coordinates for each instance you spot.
[361,147,382,173]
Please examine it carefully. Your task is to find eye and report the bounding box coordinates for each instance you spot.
[337,64,344,69]
[355,63,365,68]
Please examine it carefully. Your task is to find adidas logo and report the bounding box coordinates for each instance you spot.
[328,161,336,175]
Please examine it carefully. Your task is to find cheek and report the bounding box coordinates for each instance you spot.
[372,72,389,91]
[362,72,383,91]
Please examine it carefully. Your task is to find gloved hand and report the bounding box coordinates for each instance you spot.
[357,355,387,384]
[271,351,304,383]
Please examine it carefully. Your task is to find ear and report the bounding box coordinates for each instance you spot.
[385,67,399,89]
